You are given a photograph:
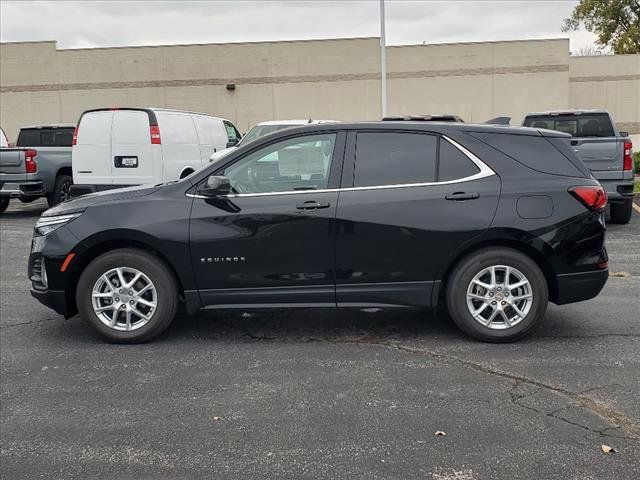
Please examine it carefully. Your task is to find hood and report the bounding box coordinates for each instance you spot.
[43,185,159,217]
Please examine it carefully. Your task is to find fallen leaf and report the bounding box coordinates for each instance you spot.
[609,271,630,278]
[601,444,617,454]
[435,431,446,436]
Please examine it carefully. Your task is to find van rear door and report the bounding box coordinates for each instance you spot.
[111,110,155,185]
[73,111,114,185]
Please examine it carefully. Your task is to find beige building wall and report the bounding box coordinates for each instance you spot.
[387,39,570,124]
[569,54,640,136]
[1,37,639,142]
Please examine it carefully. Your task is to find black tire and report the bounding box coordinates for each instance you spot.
[76,248,179,343]
[446,247,548,343]
[610,199,633,224]
[180,169,194,179]
[0,197,9,214]
[47,174,73,207]
[19,197,37,203]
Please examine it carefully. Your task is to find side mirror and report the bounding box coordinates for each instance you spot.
[199,175,231,197]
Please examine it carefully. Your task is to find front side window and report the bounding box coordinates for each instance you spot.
[223,121,241,143]
[354,132,437,187]
[222,133,336,194]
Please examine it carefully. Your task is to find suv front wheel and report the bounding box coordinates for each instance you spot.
[446,248,548,342]
[76,248,179,343]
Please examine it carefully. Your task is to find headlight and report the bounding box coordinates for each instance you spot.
[35,212,82,236]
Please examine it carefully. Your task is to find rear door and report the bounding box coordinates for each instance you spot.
[73,111,114,185]
[334,130,500,307]
[111,110,155,185]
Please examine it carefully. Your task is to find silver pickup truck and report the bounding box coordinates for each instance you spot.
[523,110,634,224]
[0,124,74,214]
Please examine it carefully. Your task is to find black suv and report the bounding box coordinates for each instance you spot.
[29,122,609,343]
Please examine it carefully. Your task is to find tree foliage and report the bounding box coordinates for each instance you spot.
[562,0,640,54]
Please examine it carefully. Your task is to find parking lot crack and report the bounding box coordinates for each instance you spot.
[322,336,640,439]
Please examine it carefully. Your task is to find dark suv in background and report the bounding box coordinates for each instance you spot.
[29,122,608,343]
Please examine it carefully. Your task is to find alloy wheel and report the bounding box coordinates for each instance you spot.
[466,264,533,329]
[91,267,157,331]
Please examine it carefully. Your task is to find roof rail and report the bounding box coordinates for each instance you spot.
[382,114,464,123]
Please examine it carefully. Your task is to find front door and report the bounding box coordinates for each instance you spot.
[189,131,345,307]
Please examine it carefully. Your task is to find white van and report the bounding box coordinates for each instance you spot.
[71,108,241,194]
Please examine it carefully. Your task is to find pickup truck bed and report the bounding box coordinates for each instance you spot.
[0,148,46,213]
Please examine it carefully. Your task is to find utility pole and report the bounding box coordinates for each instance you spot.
[380,0,388,118]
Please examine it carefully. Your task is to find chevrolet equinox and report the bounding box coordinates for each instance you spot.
[29,122,609,343]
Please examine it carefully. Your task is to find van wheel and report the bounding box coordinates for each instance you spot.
[446,248,548,342]
[0,198,9,214]
[76,248,179,343]
[47,175,73,207]
[610,199,632,224]
[180,169,194,179]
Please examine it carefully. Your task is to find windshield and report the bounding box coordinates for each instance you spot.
[239,124,300,146]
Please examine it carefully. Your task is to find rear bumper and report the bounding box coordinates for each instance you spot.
[597,178,634,203]
[554,269,608,305]
[0,180,45,198]
[70,184,133,196]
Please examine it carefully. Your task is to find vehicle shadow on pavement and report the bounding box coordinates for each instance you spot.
[158,308,462,344]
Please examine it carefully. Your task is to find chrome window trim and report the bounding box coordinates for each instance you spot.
[187,134,496,199]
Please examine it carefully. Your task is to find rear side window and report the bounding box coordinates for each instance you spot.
[438,140,480,181]
[158,113,198,145]
[77,112,113,145]
[524,113,614,138]
[17,127,75,147]
[354,132,437,187]
[470,132,584,177]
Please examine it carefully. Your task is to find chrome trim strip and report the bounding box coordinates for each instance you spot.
[186,134,496,199]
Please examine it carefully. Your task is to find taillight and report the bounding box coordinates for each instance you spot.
[72,126,78,146]
[569,185,607,211]
[150,125,161,144]
[623,141,633,171]
[25,149,37,173]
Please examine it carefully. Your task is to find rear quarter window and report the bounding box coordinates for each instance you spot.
[470,132,585,177]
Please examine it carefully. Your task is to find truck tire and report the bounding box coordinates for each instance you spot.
[0,198,9,214]
[610,199,633,224]
[47,174,73,207]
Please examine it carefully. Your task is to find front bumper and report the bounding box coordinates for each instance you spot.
[30,289,70,317]
[0,180,45,198]
[554,269,608,305]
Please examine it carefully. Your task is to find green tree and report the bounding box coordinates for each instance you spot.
[562,0,640,54]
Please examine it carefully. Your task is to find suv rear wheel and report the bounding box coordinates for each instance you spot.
[76,248,179,343]
[446,248,548,342]
[0,198,9,214]
[610,199,632,224]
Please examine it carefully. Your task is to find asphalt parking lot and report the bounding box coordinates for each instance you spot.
[1,198,639,480]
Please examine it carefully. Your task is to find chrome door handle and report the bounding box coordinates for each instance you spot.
[445,192,480,201]
[296,201,330,210]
